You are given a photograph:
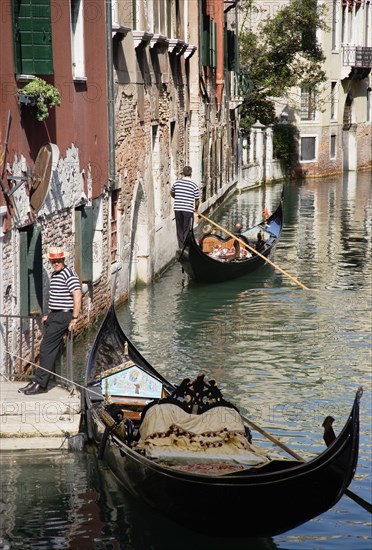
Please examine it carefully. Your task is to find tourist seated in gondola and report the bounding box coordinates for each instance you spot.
[198,224,214,249]
[255,230,266,252]
[233,223,249,245]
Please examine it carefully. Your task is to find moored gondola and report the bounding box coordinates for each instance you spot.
[179,199,284,283]
[84,304,362,537]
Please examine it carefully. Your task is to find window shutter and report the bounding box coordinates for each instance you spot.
[202,15,210,67]
[19,231,29,316]
[12,0,54,75]
[28,226,43,314]
[19,226,43,316]
[210,20,217,68]
[75,206,93,283]
[81,206,93,282]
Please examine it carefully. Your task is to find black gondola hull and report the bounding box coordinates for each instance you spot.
[179,201,284,283]
[84,305,361,537]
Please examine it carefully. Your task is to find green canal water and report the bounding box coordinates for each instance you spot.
[1,173,371,549]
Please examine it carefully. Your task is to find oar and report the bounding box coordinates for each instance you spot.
[241,414,372,514]
[241,414,305,462]
[196,211,310,290]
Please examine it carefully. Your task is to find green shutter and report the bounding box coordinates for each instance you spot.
[81,206,93,282]
[19,226,42,316]
[19,231,29,316]
[12,0,53,75]
[28,226,42,314]
[210,20,216,68]
[202,15,210,67]
[75,207,93,283]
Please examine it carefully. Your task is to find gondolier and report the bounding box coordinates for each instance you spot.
[170,166,200,249]
[19,246,82,395]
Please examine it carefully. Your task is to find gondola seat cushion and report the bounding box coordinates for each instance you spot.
[135,403,270,465]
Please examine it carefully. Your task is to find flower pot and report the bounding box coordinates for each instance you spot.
[17,93,37,107]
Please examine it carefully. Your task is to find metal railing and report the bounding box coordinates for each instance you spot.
[0,314,39,379]
[343,46,372,68]
[0,314,74,386]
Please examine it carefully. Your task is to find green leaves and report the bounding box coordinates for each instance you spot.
[18,78,61,122]
[238,0,327,131]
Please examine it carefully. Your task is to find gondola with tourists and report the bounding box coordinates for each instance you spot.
[178,198,284,283]
[83,304,363,537]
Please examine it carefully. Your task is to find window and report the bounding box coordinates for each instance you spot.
[75,206,93,282]
[202,15,216,68]
[19,225,43,316]
[300,88,316,120]
[300,136,316,162]
[11,0,54,75]
[330,135,336,159]
[111,189,120,264]
[224,29,237,71]
[331,0,339,51]
[330,82,337,120]
[70,0,85,79]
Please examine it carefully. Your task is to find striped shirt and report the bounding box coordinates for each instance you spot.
[171,177,200,213]
[48,266,81,310]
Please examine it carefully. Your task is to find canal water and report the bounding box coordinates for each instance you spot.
[1,172,371,550]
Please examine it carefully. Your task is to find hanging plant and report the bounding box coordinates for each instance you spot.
[17,78,61,122]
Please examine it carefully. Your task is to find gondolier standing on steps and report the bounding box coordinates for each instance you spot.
[19,247,82,396]
[170,166,200,249]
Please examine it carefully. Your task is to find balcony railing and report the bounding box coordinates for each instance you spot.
[343,46,372,68]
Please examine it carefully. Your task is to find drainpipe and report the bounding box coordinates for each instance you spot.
[0,206,7,374]
[105,0,116,188]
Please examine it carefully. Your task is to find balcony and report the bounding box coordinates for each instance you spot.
[343,46,372,68]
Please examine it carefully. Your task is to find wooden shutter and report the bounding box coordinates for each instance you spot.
[19,226,43,316]
[81,206,93,282]
[12,0,54,75]
[75,206,93,283]
[202,15,210,67]
[210,20,217,68]
[28,226,43,314]
[19,231,29,316]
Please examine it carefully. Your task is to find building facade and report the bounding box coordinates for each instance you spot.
[0,0,242,375]
[109,0,242,298]
[294,0,372,177]
[0,0,111,375]
[241,0,372,178]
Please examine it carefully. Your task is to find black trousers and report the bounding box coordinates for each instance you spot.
[35,310,72,389]
[175,210,194,248]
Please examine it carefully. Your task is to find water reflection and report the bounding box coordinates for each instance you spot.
[0,449,278,550]
[1,172,371,550]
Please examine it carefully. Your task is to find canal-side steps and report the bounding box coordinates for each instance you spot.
[0,381,81,451]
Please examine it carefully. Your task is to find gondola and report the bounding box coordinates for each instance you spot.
[179,199,284,283]
[84,304,362,537]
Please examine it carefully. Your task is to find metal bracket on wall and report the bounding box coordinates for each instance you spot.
[0,170,32,198]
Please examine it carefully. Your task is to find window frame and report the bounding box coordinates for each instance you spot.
[70,0,86,81]
[299,135,317,163]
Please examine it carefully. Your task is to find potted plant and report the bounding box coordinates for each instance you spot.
[17,77,61,121]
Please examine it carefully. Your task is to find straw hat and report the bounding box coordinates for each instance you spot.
[47,247,68,260]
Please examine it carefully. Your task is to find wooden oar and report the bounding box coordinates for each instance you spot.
[242,414,372,514]
[196,211,310,290]
[241,414,305,462]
